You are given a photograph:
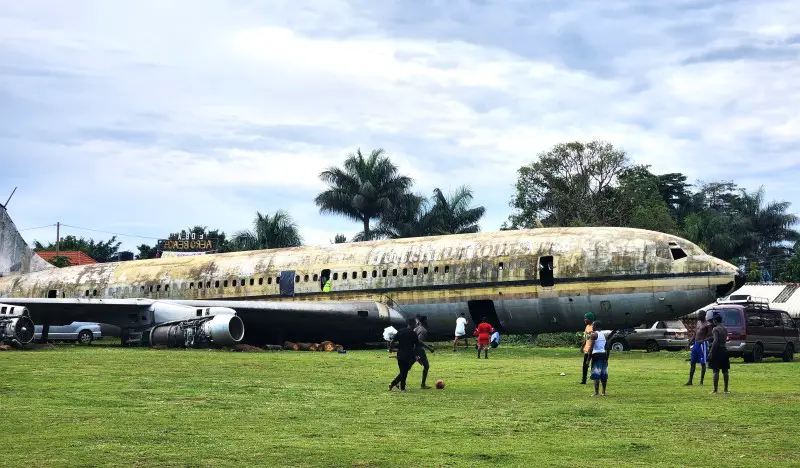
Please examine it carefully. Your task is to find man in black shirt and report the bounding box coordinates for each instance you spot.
[389,318,421,392]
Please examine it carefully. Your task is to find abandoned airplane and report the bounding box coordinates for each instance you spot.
[0,206,743,348]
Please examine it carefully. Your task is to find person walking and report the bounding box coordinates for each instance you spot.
[580,312,595,384]
[708,312,730,394]
[389,318,421,392]
[412,316,436,389]
[475,317,494,359]
[453,313,469,351]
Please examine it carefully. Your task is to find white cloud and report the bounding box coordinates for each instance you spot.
[1,0,799,252]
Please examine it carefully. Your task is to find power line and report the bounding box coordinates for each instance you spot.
[18,223,57,232]
[59,224,162,241]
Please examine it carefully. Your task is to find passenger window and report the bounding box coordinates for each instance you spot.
[352,271,357,278]
[296,275,300,283]
[382,270,387,277]
[223,280,228,287]
[782,313,795,328]
[747,313,764,327]
[333,273,339,280]
[240,279,245,286]
[539,256,554,287]
[304,275,309,282]
[499,262,504,270]
[444,265,449,274]
[372,271,377,278]
[343,272,348,280]
[216,281,221,288]
[423,267,429,274]
[403,268,408,276]
[206,281,211,288]
[656,321,666,329]
[313,274,319,282]
[268,277,273,285]
[190,282,195,289]
[157,285,161,292]
[413,268,418,275]
[392,269,397,277]
[250,278,255,286]
[434,266,439,274]
[259,278,264,285]
[763,313,779,328]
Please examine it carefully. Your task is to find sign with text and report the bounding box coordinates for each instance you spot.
[157,229,218,252]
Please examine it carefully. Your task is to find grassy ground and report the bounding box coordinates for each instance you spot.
[2,344,799,467]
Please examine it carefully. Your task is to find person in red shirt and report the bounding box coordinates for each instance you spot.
[475,317,495,359]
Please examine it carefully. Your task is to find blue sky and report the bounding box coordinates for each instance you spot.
[1,0,798,252]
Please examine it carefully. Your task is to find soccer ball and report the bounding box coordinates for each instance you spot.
[435,379,445,389]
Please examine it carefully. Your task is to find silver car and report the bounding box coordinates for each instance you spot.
[34,322,102,345]
[607,320,690,352]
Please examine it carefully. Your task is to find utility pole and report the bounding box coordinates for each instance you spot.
[2,187,16,209]
[56,222,60,257]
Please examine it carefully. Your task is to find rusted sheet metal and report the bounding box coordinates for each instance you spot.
[0,227,715,302]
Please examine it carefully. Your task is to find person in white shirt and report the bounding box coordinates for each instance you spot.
[490,330,500,349]
[452,313,469,352]
[383,326,397,353]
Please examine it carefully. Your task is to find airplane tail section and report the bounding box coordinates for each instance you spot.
[0,205,53,276]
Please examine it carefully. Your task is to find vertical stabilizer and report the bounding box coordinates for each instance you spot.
[0,205,53,276]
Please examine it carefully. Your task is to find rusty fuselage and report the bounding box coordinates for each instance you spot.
[0,227,740,341]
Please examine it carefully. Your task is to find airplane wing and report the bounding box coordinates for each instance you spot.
[0,297,406,344]
[0,298,155,326]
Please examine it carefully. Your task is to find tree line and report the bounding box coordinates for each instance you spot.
[36,141,800,281]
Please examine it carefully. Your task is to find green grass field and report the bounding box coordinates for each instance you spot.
[2,344,799,467]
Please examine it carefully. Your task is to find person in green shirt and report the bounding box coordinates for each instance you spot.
[322,275,331,292]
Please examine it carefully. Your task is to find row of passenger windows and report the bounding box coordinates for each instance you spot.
[56,257,556,297]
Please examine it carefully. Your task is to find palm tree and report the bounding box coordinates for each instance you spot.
[232,210,302,251]
[736,186,800,257]
[361,193,436,240]
[428,186,486,235]
[315,148,413,241]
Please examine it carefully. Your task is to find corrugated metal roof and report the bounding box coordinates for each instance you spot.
[691,283,800,318]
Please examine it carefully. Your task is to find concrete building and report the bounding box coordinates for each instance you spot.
[0,205,52,276]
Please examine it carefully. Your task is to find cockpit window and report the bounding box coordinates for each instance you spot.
[669,242,687,260]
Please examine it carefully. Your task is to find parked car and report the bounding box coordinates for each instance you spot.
[704,298,798,363]
[34,322,102,345]
[606,320,690,352]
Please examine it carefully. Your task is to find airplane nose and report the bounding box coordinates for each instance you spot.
[709,257,742,298]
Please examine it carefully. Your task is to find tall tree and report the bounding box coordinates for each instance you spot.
[365,193,435,240]
[232,210,302,251]
[136,244,158,260]
[656,173,693,223]
[315,148,413,241]
[735,186,800,258]
[429,186,485,235]
[34,235,121,262]
[616,166,678,234]
[508,140,629,228]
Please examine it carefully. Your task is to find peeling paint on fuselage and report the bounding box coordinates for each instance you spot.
[0,227,738,339]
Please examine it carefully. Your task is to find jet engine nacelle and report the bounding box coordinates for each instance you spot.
[0,303,35,345]
[147,310,244,349]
